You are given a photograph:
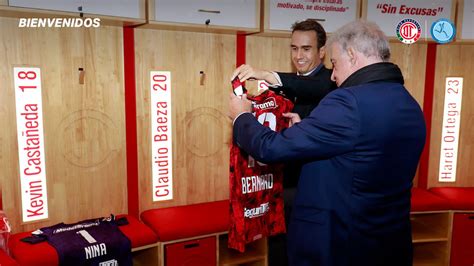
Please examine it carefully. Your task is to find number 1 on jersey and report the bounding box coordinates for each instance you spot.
[77,230,97,244]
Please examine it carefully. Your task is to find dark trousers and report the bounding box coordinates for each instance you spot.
[268,188,297,266]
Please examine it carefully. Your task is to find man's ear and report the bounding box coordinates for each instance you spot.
[347,47,356,66]
[319,46,326,59]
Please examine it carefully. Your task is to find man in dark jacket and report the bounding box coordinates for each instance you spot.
[229,21,425,266]
[232,19,336,266]
[234,19,336,119]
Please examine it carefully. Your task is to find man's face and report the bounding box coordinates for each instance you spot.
[291,30,324,74]
[329,43,353,86]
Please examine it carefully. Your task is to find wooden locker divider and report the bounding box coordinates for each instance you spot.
[245,35,293,95]
[134,29,235,212]
[428,44,474,187]
[0,17,127,232]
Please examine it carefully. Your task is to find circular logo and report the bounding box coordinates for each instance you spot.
[396,19,422,44]
[184,107,230,157]
[430,18,456,44]
[58,109,120,168]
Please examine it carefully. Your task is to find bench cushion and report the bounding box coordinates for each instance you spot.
[411,188,451,212]
[116,214,158,248]
[141,200,229,242]
[429,187,474,210]
[8,214,158,266]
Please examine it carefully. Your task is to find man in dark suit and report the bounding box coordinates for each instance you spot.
[233,19,336,266]
[235,19,336,119]
[229,21,426,266]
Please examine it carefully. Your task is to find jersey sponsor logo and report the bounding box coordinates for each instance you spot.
[252,97,278,110]
[52,221,100,234]
[84,243,107,259]
[241,174,274,194]
[244,203,270,218]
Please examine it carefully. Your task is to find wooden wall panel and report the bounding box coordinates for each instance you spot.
[246,38,426,106]
[135,29,234,212]
[246,35,293,94]
[390,42,427,107]
[429,44,474,187]
[246,37,427,107]
[390,42,428,187]
[0,17,127,232]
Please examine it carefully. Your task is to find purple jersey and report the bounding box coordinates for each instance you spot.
[35,217,132,266]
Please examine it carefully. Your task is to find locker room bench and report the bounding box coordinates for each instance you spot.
[410,187,451,212]
[141,200,229,242]
[7,214,159,266]
[411,187,474,266]
[141,200,268,266]
[410,188,453,266]
[429,187,474,210]
[430,187,474,266]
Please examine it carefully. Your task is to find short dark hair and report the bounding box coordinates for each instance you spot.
[291,19,326,50]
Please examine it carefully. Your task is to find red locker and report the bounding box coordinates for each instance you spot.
[451,213,474,266]
[165,236,216,266]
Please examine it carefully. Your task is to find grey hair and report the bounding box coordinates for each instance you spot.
[327,20,390,61]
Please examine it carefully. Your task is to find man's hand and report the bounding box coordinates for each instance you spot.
[282,112,301,127]
[231,64,277,84]
[228,93,253,121]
